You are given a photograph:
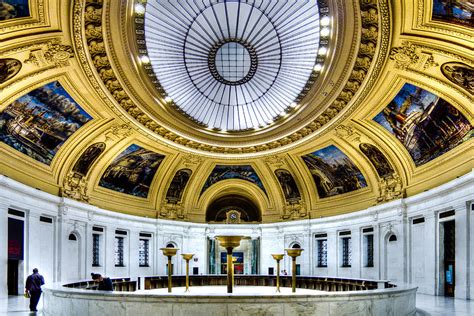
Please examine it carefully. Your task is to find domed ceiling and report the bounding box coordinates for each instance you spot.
[0,0,472,223]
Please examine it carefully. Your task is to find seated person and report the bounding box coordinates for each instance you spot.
[91,273,113,291]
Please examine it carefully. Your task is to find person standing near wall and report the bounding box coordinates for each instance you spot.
[25,268,45,312]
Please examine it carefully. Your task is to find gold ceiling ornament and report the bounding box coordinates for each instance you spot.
[376,173,405,204]
[24,41,74,68]
[61,172,89,202]
[226,210,241,224]
[73,0,388,156]
[281,200,308,221]
[390,42,439,71]
[160,202,185,221]
[0,0,472,222]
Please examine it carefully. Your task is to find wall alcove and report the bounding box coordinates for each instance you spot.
[206,195,261,223]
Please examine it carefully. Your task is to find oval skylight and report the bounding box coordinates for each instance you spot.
[144,0,322,131]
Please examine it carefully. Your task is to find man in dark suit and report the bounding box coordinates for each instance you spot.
[25,268,45,312]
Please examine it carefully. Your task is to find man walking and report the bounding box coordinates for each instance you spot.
[25,268,45,312]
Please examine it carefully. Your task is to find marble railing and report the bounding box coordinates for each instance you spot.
[142,275,394,292]
[43,281,417,315]
[61,275,394,293]
[63,277,137,292]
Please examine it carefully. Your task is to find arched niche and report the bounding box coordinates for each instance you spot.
[206,194,261,222]
[196,179,271,222]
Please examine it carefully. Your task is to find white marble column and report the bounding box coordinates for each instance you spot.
[0,198,9,297]
[351,228,361,278]
[327,231,337,276]
[455,202,470,299]
[424,213,437,295]
[469,200,474,300]
[128,229,139,278]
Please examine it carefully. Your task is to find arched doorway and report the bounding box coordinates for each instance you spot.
[206,194,261,223]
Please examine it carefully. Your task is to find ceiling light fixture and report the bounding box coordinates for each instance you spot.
[134,3,145,15]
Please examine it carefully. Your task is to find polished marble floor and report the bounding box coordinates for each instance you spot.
[0,292,472,315]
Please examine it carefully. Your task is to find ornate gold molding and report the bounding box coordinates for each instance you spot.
[74,0,388,155]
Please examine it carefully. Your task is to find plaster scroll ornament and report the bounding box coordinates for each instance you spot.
[389,43,419,70]
[181,154,203,167]
[281,200,307,220]
[263,155,286,168]
[390,42,438,71]
[335,124,361,143]
[160,202,185,220]
[24,42,74,68]
[376,173,405,204]
[61,171,89,202]
[104,123,133,141]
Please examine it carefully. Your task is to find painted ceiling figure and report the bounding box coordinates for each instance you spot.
[0,58,22,83]
[166,169,192,203]
[275,169,301,202]
[72,143,106,176]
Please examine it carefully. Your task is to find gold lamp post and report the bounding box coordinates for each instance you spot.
[231,256,238,289]
[285,248,304,293]
[215,236,243,293]
[160,247,179,293]
[271,254,285,292]
[181,253,194,292]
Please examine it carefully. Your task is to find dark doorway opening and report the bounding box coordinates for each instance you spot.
[206,195,261,222]
[442,220,455,297]
[7,260,19,295]
[8,216,24,296]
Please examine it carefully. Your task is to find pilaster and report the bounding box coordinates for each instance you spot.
[0,198,9,297]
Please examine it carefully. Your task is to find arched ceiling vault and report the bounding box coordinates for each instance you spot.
[0,0,472,223]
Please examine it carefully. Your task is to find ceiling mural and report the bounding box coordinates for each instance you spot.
[440,62,473,95]
[274,169,301,203]
[432,1,473,27]
[0,0,472,222]
[0,58,21,84]
[359,143,395,179]
[165,169,192,204]
[72,142,106,176]
[201,165,266,195]
[0,81,92,165]
[0,0,29,21]
[373,83,473,167]
[99,144,165,198]
[302,145,367,199]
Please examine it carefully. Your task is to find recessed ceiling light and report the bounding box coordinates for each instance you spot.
[318,47,327,56]
[135,4,146,15]
[164,96,172,103]
[290,102,298,108]
[320,16,330,26]
[140,55,150,63]
[313,64,322,72]
[321,27,330,37]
